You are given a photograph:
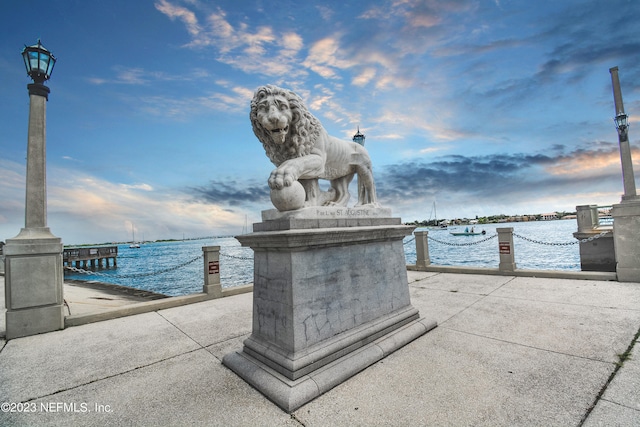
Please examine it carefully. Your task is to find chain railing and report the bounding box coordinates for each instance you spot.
[513,230,611,246]
[64,254,204,278]
[412,227,615,273]
[219,252,253,261]
[422,230,610,249]
[64,249,255,279]
[427,233,498,247]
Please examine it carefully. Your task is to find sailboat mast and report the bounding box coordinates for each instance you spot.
[434,201,437,225]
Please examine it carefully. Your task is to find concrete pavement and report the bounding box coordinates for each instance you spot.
[1,271,639,426]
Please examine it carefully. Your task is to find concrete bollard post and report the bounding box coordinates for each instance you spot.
[414,231,430,268]
[497,227,516,272]
[202,246,222,298]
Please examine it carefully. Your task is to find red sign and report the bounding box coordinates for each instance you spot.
[499,242,511,254]
[208,261,220,274]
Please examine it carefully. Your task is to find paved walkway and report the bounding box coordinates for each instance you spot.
[1,272,639,426]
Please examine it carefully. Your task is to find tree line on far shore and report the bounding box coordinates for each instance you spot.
[407,211,577,227]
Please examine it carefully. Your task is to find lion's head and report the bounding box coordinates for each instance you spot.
[250,85,321,166]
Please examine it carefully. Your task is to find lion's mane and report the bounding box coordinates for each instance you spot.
[250,85,322,166]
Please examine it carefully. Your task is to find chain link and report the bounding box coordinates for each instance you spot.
[219,252,253,260]
[404,237,416,246]
[428,233,498,246]
[64,265,111,277]
[513,230,611,246]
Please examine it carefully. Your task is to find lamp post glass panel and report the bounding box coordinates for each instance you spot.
[22,39,56,83]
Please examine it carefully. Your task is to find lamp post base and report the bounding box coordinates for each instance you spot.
[612,200,640,282]
[4,228,64,339]
[621,194,640,203]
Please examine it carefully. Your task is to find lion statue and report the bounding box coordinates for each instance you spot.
[250,84,378,210]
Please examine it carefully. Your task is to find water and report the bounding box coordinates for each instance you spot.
[65,237,253,297]
[64,220,582,297]
[404,220,581,270]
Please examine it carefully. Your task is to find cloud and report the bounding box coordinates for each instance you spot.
[303,36,358,79]
[121,183,154,191]
[0,160,26,228]
[118,84,254,118]
[189,179,270,207]
[315,5,334,21]
[544,142,624,176]
[154,0,201,39]
[0,160,250,244]
[155,1,308,79]
[352,67,376,87]
[376,142,637,212]
[88,66,211,86]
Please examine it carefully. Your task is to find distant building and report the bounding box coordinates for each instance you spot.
[540,212,558,221]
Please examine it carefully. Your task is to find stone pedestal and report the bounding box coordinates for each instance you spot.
[4,227,64,339]
[612,200,640,282]
[573,205,615,271]
[573,231,616,272]
[223,207,436,411]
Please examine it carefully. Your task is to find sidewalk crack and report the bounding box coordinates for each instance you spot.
[441,327,617,365]
[155,311,206,349]
[290,412,308,426]
[20,348,204,404]
[596,397,640,413]
[437,276,517,325]
[578,324,640,426]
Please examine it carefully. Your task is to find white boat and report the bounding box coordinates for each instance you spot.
[129,224,140,248]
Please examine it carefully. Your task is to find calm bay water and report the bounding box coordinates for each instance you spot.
[405,219,581,270]
[64,220,582,297]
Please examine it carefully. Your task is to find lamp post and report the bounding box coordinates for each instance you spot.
[609,66,638,201]
[609,66,640,283]
[353,126,365,146]
[4,40,64,339]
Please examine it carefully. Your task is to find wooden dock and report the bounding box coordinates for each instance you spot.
[63,246,118,269]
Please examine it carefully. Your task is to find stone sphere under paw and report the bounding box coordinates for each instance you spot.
[270,181,306,211]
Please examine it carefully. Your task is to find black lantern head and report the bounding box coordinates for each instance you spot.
[353,127,366,146]
[22,39,56,84]
[614,112,629,132]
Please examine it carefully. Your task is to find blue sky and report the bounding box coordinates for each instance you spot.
[1,0,639,244]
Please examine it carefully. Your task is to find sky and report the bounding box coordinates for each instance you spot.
[1,0,639,245]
